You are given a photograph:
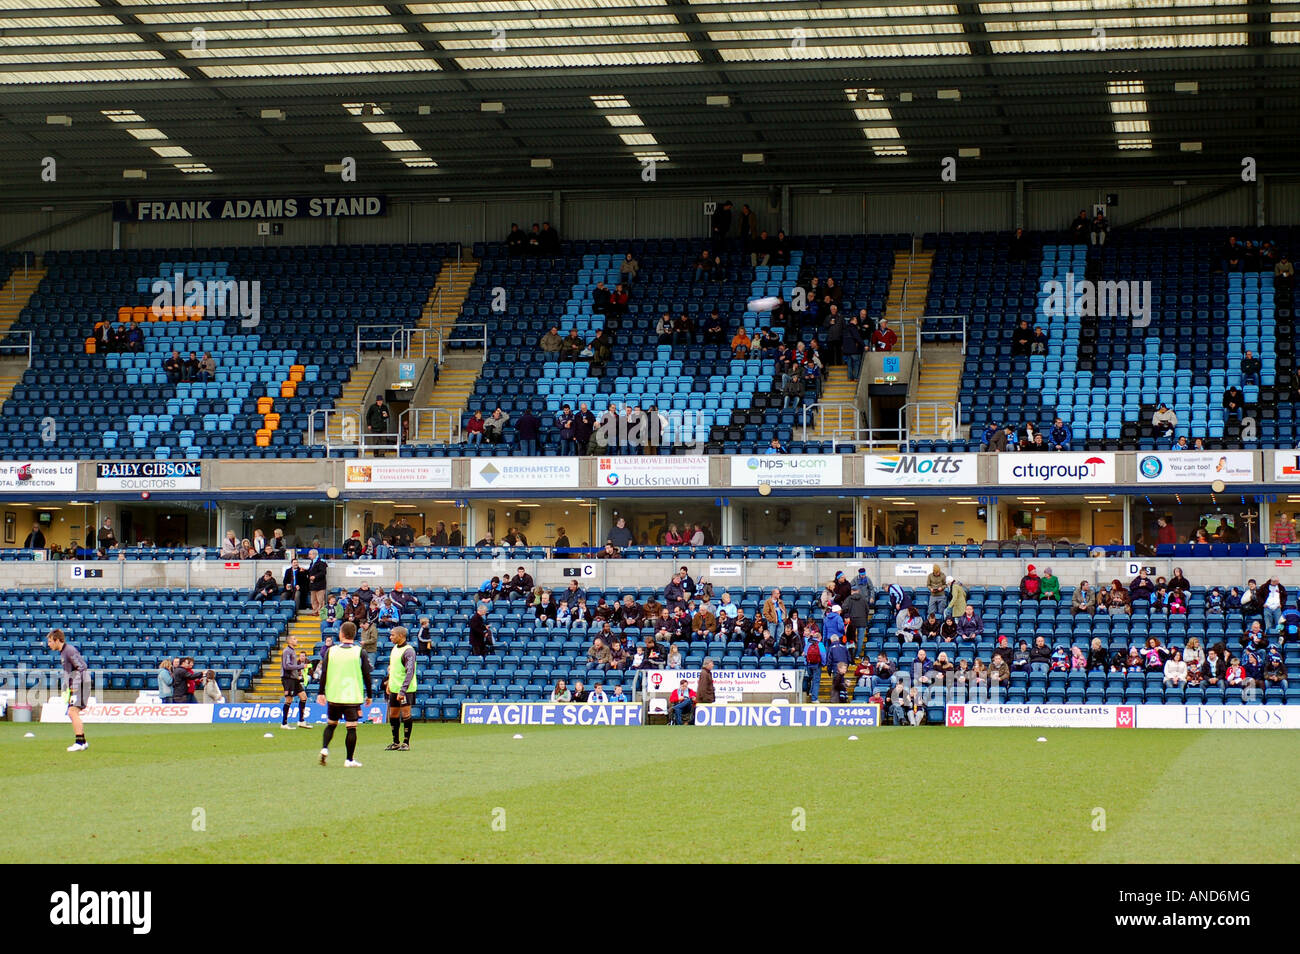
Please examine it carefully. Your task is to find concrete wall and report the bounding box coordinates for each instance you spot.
[6,555,1291,595]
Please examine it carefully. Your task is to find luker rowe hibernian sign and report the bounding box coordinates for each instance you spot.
[113,195,387,222]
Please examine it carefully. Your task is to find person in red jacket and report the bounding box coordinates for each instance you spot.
[669,680,696,725]
[1155,516,1177,546]
[871,318,898,352]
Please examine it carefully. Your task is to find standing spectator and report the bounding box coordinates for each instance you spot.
[306,549,328,613]
[871,318,897,352]
[514,406,542,456]
[607,517,633,549]
[157,658,174,699]
[710,200,733,256]
[366,395,391,447]
[538,221,560,256]
[697,657,716,706]
[97,518,118,550]
[468,604,493,658]
[282,558,309,610]
[925,564,947,619]
[23,522,46,549]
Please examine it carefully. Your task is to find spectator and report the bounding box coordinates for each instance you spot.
[1019,564,1042,600]
[666,643,683,668]
[483,407,509,445]
[514,406,542,455]
[955,605,983,641]
[97,518,118,550]
[1262,577,1287,634]
[1241,350,1262,386]
[1264,649,1288,687]
[163,350,184,383]
[196,352,216,383]
[1012,640,1031,672]
[762,588,787,635]
[1011,320,1034,357]
[171,657,198,703]
[366,395,391,444]
[550,679,571,703]
[895,605,922,642]
[1073,580,1096,616]
[669,679,696,725]
[1069,209,1090,243]
[607,517,633,549]
[1048,418,1073,451]
[771,230,790,266]
[710,200,733,255]
[1223,385,1246,421]
[468,604,493,658]
[692,248,714,282]
[1086,637,1108,671]
[157,658,173,699]
[464,409,486,446]
[1039,567,1061,602]
[559,329,584,360]
[306,549,328,613]
[697,658,716,705]
[1163,649,1188,688]
[282,558,309,610]
[871,318,897,352]
[538,326,562,355]
[731,327,752,359]
[1275,254,1294,293]
[703,310,726,346]
[925,564,948,618]
[251,570,280,602]
[909,648,934,686]
[538,222,560,256]
[591,280,611,316]
[1009,227,1033,262]
[1028,635,1053,673]
[620,252,639,285]
[1090,211,1108,246]
[505,223,527,255]
[1152,403,1177,437]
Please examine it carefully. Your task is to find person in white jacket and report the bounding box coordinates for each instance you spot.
[1163,649,1188,688]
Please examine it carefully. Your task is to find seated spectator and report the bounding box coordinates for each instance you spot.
[1090,211,1108,246]
[669,680,695,725]
[342,530,364,559]
[464,410,485,446]
[505,223,527,255]
[482,407,509,445]
[939,615,959,643]
[550,679,571,703]
[620,252,639,285]
[1264,649,1288,687]
[1073,580,1096,616]
[1241,350,1262,386]
[587,637,611,668]
[559,329,584,360]
[1019,564,1042,600]
[1048,417,1073,451]
[1152,403,1177,436]
[955,605,983,641]
[895,605,922,642]
[1223,385,1246,420]
[1070,645,1089,671]
[920,612,942,640]
[251,570,279,602]
[1049,645,1070,672]
[1086,637,1108,671]
[1069,209,1090,243]
[609,283,630,318]
[1011,320,1034,356]
[539,326,562,354]
[666,643,683,668]
[692,249,713,281]
[1039,567,1061,602]
[656,313,675,344]
[163,350,184,383]
[731,327,752,359]
[1012,640,1031,672]
[1028,635,1053,673]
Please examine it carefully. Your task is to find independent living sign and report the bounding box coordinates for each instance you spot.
[114,195,387,222]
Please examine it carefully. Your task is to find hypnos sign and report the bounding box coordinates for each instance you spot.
[113,195,387,221]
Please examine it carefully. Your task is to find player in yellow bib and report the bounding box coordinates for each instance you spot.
[316,620,373,768]
[385,626,417,751]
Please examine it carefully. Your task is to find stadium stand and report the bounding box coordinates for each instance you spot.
[438,234,905,455]
[0,589,294,693]
[919,228,1295,452]
[0,245,446,459]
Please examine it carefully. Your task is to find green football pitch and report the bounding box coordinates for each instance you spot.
[3,723,1296,864]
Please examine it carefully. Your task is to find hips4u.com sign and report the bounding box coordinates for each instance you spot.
[729,455,843,488]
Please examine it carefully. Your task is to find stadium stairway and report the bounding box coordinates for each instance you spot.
[0,262,47,337]
[311,354,382,447]
[885,247,933,347]
[909,345,965,440]
[802,366,868,446]
[409,355,483,444]
[418,257,480,342]
[246,612,321,703]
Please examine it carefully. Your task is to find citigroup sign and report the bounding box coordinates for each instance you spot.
[997,453,1115,486]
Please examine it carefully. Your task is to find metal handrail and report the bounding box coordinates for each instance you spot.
[0,331,34,368]
[903,401,961,449]
[398,406,462,447]
[799,401,903,449]
[446,321,488,359]
[308,407,362,454]
[918,314,969,355]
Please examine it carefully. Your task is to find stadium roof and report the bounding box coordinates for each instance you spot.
[1,0,1298,199]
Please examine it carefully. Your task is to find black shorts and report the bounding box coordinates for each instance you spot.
[326,703,361,723]
[281,677,305,695]
[387,691,412,708]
